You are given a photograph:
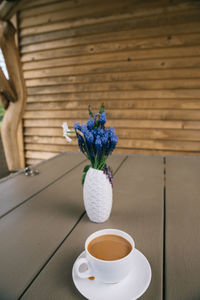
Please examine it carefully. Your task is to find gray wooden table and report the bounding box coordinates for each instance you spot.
[0,152,199,300]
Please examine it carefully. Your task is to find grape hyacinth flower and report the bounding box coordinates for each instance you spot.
[74,122,81,131]
[62,104,118,186]
[87,117,94,130]
[95,136,102,157]
[99,112,106,126]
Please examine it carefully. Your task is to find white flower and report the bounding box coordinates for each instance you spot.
[62,122,72,143]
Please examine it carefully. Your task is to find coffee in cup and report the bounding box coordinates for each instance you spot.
[88,234,132,261]
[75,229,135,283]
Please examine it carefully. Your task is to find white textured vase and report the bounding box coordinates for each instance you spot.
[83,168,113,223]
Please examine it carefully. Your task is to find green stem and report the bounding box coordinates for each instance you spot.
[93,155,98,169]
[98,157,107,170]
[67,130,76,133]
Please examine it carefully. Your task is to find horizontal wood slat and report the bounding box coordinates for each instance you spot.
[21,33,200,63]
[20,0,196,15]
[24,127,200,142]
[21,46,200,71]
[25,89,200,100]
[24,99,200,110]
[19,8,200,45]
[21,0,152,29]
[23,138,200,152]
[20,23,200,54]
[25,69,200,87]
[23,57,200,79]
[20,1,200,30]
[21,0,61,10]
[24,150,59,160]
[23,118,185,129]
[26,80,200,95]
[20,0,96,18]
[23,118,200,130]
[22,109,200,121]
[18,0,200,163]
[25,158,42,165]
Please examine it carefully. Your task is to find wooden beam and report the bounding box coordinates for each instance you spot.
[0,20,27,170]
[0,66,16,108]
[0,0,22,21]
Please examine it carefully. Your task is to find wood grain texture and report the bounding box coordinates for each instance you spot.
[22,57,200,79]
[24,98,200,110]
[0,0,22,21]
[20,21,200,54]
[19,1,200,30]
[24,69,200,87]
[165,156,200,299]
[0,20,27,170]
[21,46,200,71]
[25,89,200,101]
[23,118,184,129]
[17,0,200,162]
[23,138,200,152]
[19,7,200,43]
[0,152,85,218]
[20,32,200,55]
[23,109,200,120]
[0,153,124,299]
[0,67,16,108]
[25,79,200,93]
[25,158,43,165]
[23,127,200,142]
[20,155,164,300]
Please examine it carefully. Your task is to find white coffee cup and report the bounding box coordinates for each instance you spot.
[75,229,135,283]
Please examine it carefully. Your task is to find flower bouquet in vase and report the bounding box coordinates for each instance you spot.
[63,104,118,223]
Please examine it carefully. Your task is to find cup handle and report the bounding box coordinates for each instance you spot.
[75,257,92,279]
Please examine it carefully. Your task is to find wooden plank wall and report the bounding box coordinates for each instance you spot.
[18,0,200,165]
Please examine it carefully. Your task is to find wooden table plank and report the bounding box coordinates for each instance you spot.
[21,155,164,300]
[0,152,85,218]
[0,154,125,300]
[165,156,200,300]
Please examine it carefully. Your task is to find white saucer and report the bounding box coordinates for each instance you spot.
[72,249,151,300]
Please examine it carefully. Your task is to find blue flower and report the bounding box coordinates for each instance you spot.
[97,128,104,137]
[71,105,118,172]
[77,135,84,152]
[108,127,115,137]
[87,118,94,130]
[95,136,102,155]
[99,112,106,126]
[110,134,118,153]
[81,124,87,134]
[92,128,98,138]
[101,129,109,146]
[74,122,81,131]
[85,130,94,144]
